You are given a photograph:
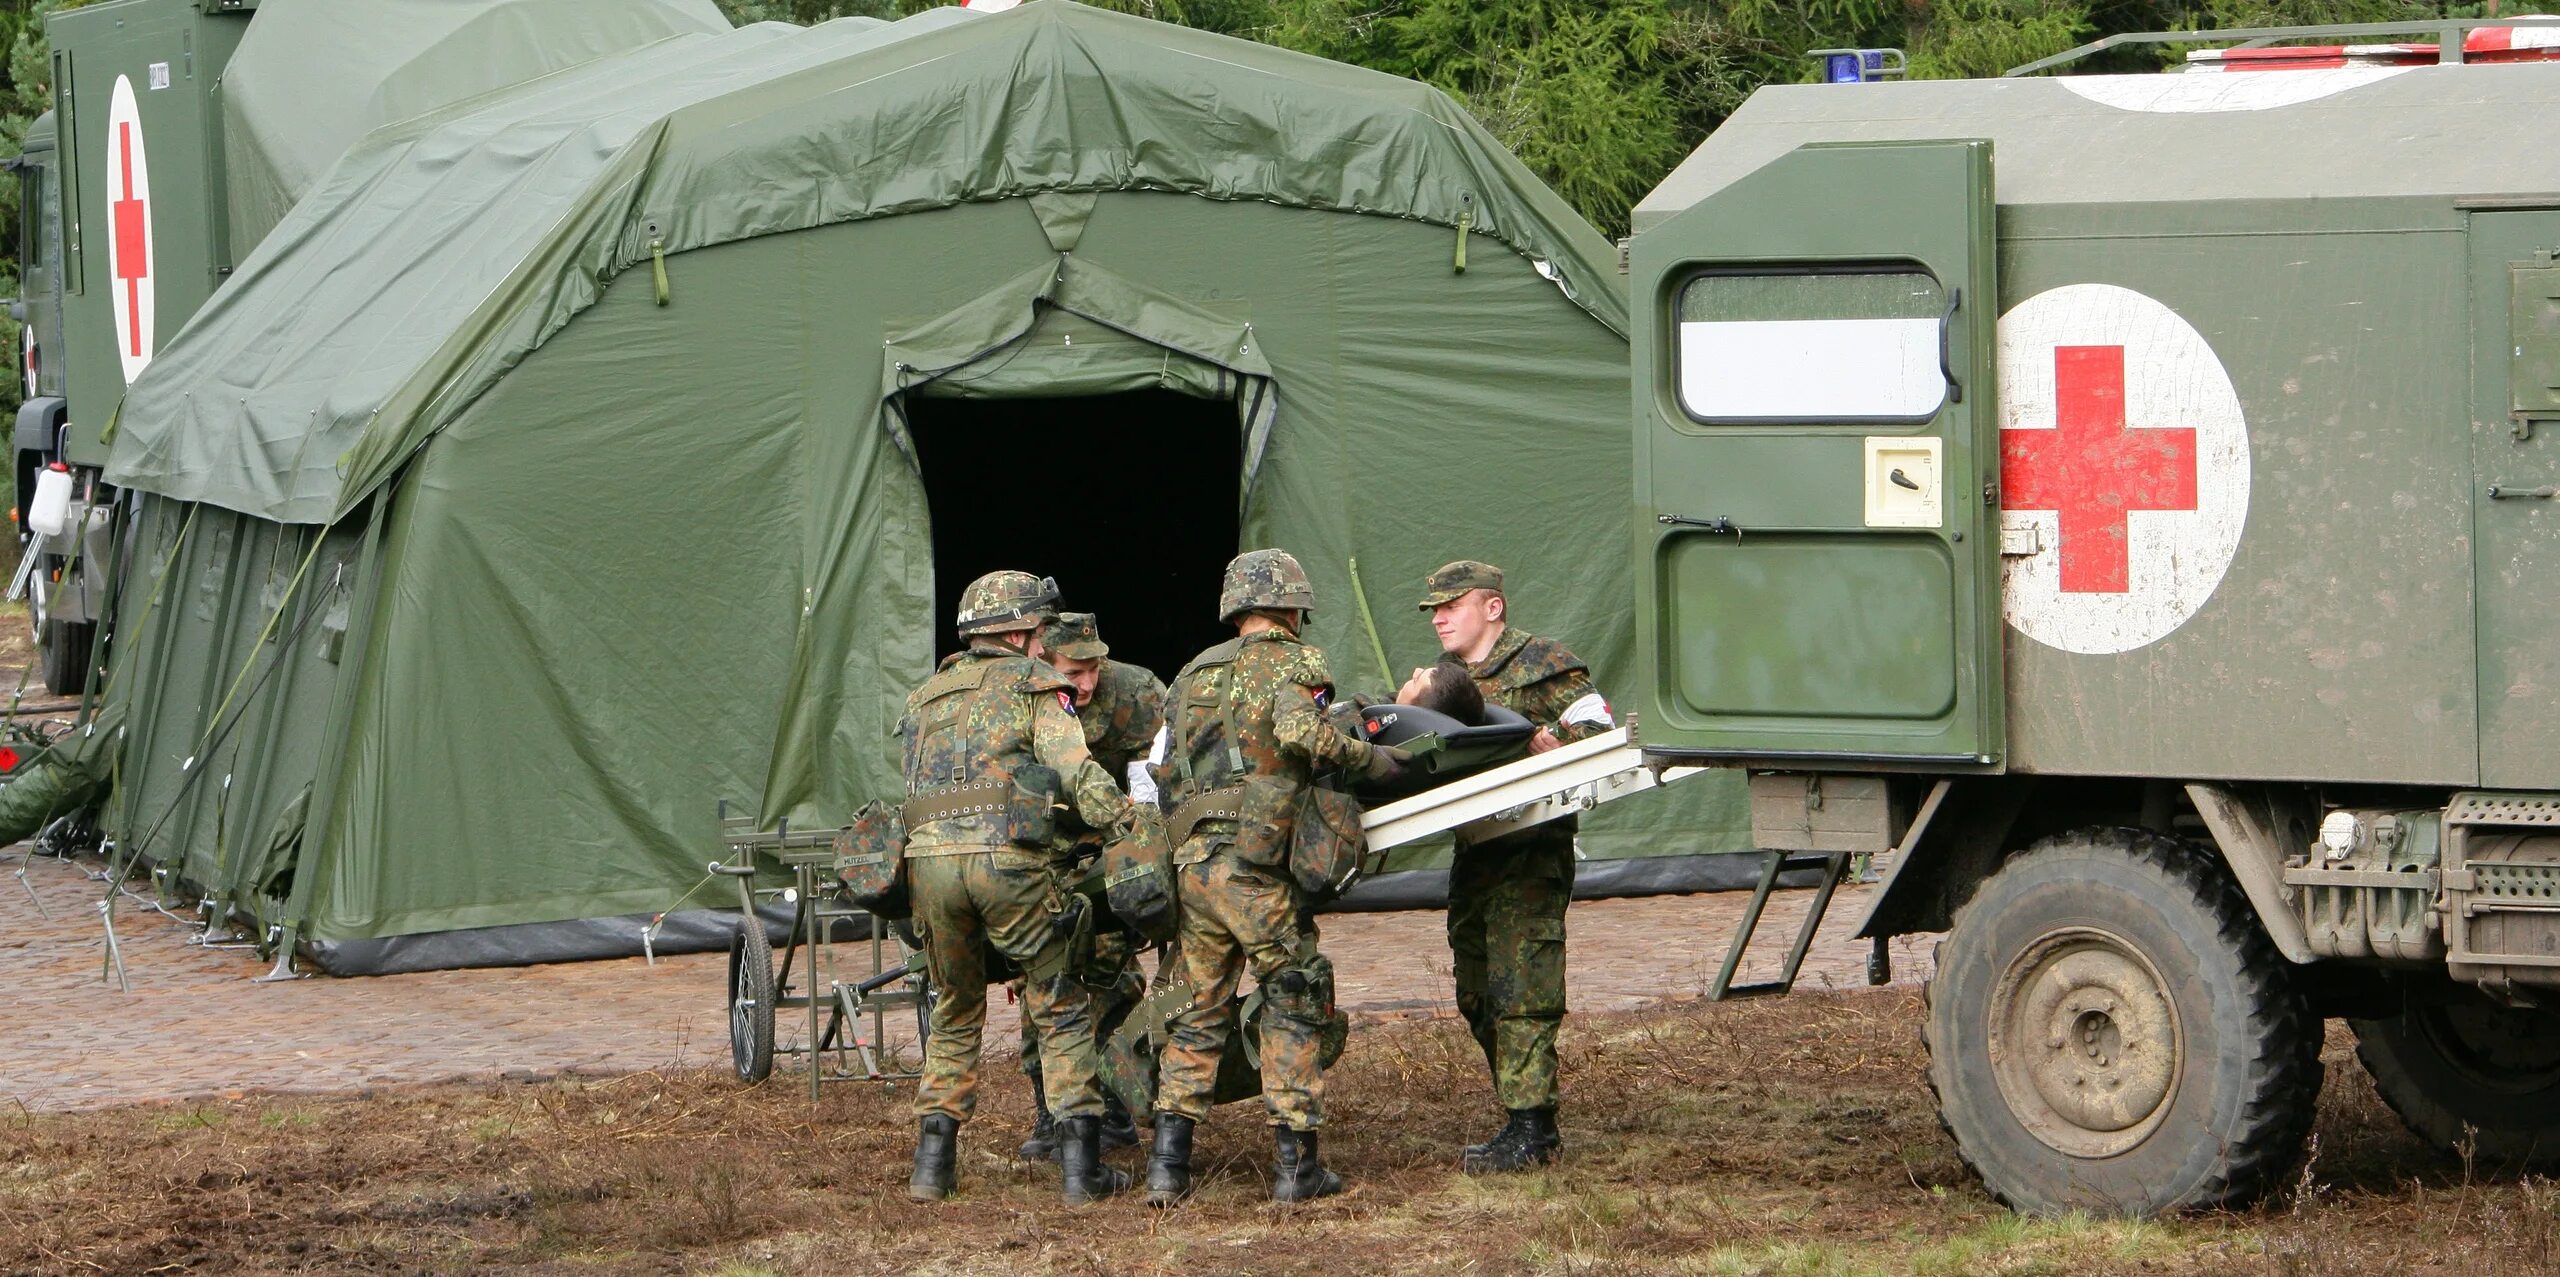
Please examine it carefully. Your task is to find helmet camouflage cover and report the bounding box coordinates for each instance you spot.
[1218,548,1316,623]
[956,570,1060,636]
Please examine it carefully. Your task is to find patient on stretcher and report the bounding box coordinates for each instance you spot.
[1336,659,1535,799]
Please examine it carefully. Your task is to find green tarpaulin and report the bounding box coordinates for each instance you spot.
[98,1,1748,973]
[219,0,729,255]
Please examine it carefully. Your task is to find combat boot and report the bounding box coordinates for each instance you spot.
[1270,1126,1344,1203]
[1098,1089,1142,1154]
[1060,1115,1135,1205]
[1461,1106,1561,1174]
[1018,1080,1060,1161]
[1026,1089,1134,1162]
[1144,1113,1195,1207]
[1461,1108,1525,1160]
[909,1114,959,1202]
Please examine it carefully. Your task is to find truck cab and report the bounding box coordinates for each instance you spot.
[9,106,99,694]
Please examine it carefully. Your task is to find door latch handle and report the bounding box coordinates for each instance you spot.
[1889,468,1921,491]
[1937,287,1964,405]
[1659,513,1741,538]
[2488,484,2558,500]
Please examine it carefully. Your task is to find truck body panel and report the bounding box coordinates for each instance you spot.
[48,0,253,466]
[1636,68,2553,788]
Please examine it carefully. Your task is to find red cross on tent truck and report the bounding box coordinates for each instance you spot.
[1616,15,2560,1219]
[4,0,729,697]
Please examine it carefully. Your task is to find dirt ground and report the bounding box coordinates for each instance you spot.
[6,989,2557,1277]
[7,612,2558,1275]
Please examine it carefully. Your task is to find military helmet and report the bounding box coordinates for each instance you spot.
[1218,549,1316,623]
[956,570,1060,636]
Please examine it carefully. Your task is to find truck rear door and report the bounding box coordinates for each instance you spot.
[1633,140,2003,765]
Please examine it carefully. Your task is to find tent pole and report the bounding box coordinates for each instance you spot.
[275,492,395,970]
[1346,558,1395,691]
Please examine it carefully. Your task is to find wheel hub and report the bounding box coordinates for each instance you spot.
[1990,926,2183,1158]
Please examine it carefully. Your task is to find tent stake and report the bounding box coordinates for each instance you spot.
[254,925,306,982]
[15,862,44,918]
[97,899,129,992]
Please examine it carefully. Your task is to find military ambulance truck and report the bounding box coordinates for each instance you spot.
[6,0,259,694]
[1632,20,2560,1215]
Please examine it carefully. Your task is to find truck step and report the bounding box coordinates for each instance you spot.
[1707,849,1852,1001]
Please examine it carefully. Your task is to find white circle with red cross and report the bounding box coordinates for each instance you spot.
[1997,283,2250,655]
[105,74,156,385]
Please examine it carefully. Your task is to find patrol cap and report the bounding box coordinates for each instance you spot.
[1418,560,1505,609]
[1043,611,1110,661]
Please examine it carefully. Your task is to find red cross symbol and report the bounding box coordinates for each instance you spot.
[112,120,149,359]
[2001,345,2198,594]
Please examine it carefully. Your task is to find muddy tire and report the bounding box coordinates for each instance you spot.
[39,618,91,697]
[2354,987,2560,1170]
[1924,827,2318,1215]
[728,916,776,1084]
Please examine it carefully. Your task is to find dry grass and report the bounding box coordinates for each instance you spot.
[2,989,2552,1275]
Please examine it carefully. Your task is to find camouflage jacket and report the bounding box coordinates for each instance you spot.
[899,640,1129,856]
[1162,628,1380,860]
[1083,659,1168,780]
[1471,627,1613,745]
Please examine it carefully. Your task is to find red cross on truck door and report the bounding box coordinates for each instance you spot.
[104,73,157,385]
[1997,284,2251,655]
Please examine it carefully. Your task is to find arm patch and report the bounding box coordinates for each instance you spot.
[1283,646,1334,689]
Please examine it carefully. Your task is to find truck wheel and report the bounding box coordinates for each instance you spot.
[2353,987,2560,1170]
[1924,827,2318,1215]
[39,619,92,697]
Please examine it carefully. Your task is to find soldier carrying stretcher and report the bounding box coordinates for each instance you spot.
[897,571,1141,1207]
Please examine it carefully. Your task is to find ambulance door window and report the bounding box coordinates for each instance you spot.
[1675,269,1946,423]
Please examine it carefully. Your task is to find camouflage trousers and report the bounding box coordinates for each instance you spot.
[1156,848,1335,1131]
[908,849,1106,1124]
[1448,826,1574,1110]
[1018,925,1144,1081]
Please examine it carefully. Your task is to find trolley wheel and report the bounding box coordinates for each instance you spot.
[911,964,937,1046]
[728,915,776,1084]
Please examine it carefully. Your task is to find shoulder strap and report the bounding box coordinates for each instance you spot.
[1216,648,1250,781]
[917,662,990,702]
[1177,637,1244,682]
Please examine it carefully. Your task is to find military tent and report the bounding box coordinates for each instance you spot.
[97,0,1751,974]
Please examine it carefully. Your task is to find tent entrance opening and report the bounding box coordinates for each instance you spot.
[910,388,1240,680]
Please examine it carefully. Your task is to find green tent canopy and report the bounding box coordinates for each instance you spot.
[219,0,730,255]
[99,0,1750,973]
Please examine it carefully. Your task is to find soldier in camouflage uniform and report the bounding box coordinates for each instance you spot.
[1419,560,1615,1174]
[900,571,1137,1206]
[1143,549,1406,1206]
[1015,611,1163,1162]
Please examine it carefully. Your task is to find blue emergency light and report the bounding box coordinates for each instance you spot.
[1810,47,1907,84]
